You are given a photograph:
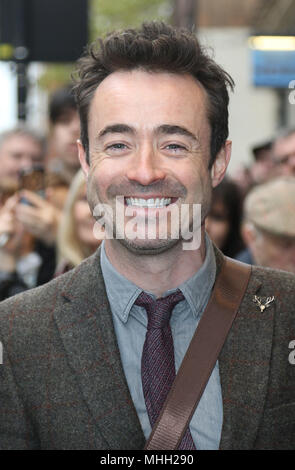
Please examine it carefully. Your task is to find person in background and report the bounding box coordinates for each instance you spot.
[205,177,244,258]
[249,140,275,185]
[0,125,65,245]
[55,169,103,276]
[241,177,295,274]
[0,168,101,299]
[0,192,59,300]
[271,128,295,177]
[0,125,60,300]
[231,139,274,197]
[0,126,45,206]
[46,85,81,186]
[0,194,28,298]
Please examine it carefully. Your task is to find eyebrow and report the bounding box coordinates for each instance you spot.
[98,124,135,138]
[156,124,198,143]
[97,123,198,142]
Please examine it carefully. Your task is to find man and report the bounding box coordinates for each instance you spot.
[0,126,45,191]
[0,22,294,450]
[271,128,295,176]
[231,140,275,197]
[46,85,81,185]
[250,140,275,185]
[241,177,295,274]
[0,126,58,298]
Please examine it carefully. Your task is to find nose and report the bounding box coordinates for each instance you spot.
[126,144,166,186]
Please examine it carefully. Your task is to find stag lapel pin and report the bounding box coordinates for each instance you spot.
[253,295,275,313]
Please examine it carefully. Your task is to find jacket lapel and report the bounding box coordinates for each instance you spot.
[214,248,275,450]
[53,248,145,450]
[53,244,275,450]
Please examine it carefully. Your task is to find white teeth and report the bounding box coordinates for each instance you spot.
[126,197,172,208]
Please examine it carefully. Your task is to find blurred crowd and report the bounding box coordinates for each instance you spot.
[0,86,101,301]
[207,129,295,273]
[0,84,295,302]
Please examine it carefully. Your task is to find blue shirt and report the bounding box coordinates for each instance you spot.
[100,235,223,450]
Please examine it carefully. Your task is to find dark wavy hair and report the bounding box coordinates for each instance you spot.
[49,85,77,124]
[73,21,234,166]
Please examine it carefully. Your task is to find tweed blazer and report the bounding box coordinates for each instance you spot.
[0,245,294,450]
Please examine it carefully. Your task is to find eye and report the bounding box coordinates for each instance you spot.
[104,142,131,156]
[167,144,183,149]
[164,143,188,153]
[106,143,128,151]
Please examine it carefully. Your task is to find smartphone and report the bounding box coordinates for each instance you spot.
[0,178,19,206]
[19,165,46,204]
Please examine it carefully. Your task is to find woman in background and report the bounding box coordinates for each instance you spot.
[205,177,245,258]
[55,169,103,275]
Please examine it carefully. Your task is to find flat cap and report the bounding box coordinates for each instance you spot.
[244,177,295,237]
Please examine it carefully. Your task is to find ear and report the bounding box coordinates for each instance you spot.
[211,140,232,188]
[77,139,90,178]
[241,221,257,247]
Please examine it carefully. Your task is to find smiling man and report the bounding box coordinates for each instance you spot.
[79,68,227,281]
[0,22,294,450]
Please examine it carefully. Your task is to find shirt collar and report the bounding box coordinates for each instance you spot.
[100,234,216,324]
[178,234,216,316]
[100,242,142,323]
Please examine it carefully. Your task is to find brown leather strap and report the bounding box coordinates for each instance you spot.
[144,256,252,450]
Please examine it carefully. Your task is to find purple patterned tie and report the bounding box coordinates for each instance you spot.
[135,290,196,450]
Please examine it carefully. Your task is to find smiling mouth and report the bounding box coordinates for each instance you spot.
[124,197,179,208]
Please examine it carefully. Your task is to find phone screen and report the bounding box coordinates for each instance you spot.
[19,166,46,203]
[19,166,45,191]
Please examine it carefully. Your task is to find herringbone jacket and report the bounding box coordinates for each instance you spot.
[0,246,294,449]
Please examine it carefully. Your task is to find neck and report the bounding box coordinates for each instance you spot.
[104,226,207,298]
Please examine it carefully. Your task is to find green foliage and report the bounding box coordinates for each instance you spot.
[37,63,75,91]
[39,0,173,91]
[90,0,173,39]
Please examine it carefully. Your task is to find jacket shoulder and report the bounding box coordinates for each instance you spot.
[0,252,98,332]
[251,264,295,292]
[246,264,295,330]
[0,268,69,314]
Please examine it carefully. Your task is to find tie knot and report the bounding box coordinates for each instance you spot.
[134,289,184,329]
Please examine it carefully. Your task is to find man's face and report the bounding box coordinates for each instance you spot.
[79,70,230,254]
[51,108,80,169]
[249,150,275,185]
[251,229,295,274]
[0,134,43,184]
[272,133,295,176]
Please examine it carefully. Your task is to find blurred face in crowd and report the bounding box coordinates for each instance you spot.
[205,201,230,250]
[78,70,231,254]
[249,150,275,185]
[0,134,43,184]
[272,133,295,176]
[52,108,80,169]
[246,226,295,274]
[73,185,100,249]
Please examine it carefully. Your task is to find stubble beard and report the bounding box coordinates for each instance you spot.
[116,234,181,255]
[87,178,212,255]
[113,198,209,255]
